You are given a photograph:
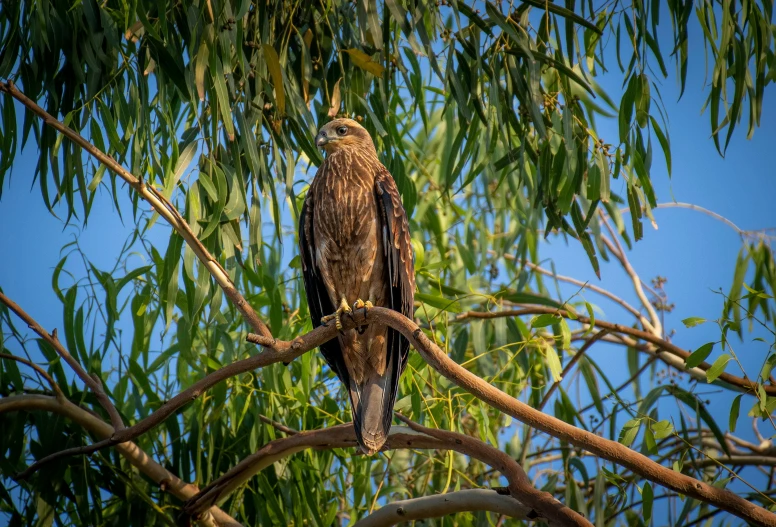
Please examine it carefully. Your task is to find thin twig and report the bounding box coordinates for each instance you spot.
[519,329,611,465]
[0,291,125,430]
[257,414,298,435]
[451,307,773,395]
[599,213,663,336]
[515,258,655,332]
[0,80,271,339]
[0,352,64,399]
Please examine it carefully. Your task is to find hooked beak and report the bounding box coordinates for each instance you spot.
[315,132,329,148]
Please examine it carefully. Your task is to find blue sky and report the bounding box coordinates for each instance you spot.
[0,7,774,522]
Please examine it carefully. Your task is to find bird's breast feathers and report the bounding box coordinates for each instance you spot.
[311,150,381,247]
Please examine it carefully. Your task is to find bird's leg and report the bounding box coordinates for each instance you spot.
[321,297,352,330]
[352,299,373,334]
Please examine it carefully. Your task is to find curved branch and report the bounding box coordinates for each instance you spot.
[518,259,655,332]
[351,489,532,527]
[0,291,124,430]
[0,80,270,339]
[12,326,327,479]
[0,352,64,399]
[16,304,776,524]
[620,202,745,235]
[184,418,590,527]
[452,307,774,396]
[599,214,663,336]
[373,308,776,527]
[0,394,240,527]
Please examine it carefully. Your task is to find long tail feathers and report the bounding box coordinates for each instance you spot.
[348,357,398,455]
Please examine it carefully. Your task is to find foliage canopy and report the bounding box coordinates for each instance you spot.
[0,1,775,526]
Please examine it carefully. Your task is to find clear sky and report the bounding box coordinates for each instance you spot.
[0,9,774,521]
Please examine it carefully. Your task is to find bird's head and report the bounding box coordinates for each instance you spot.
[315,118,376,155]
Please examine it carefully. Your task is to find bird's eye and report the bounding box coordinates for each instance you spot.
[336,126,348,136]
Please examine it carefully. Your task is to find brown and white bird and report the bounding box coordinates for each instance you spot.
[299,118,415,454]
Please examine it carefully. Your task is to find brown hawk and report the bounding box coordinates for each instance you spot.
[299,118,415,454]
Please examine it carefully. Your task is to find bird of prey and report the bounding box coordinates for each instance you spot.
[298,118,415,454]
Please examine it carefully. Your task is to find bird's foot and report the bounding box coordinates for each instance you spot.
[321,298,352,330]
[352,299,373,320]
[352,299,373,334]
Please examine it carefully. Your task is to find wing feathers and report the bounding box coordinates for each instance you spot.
[374,168,415,436]
[299,194,350,386]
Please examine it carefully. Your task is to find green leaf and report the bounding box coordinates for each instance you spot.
[651,420,674,439]
[706,353,731,383]
[761,354,776,381]
[212,56,235,141]
[729,394,743,433]
[558,319,571,350]
[519,0,602,33]
[643,425,656,453]
[635,73,651,128]
[531,313,561,328]
[682,317,706,328]
[344,48,385,76]
[619,418,641,447]
[641,481,654,525]
[545,344,563,383]
[685,342,714,369]
[649,115,671,177]
[415,292,462,313]
[263,44,286,114]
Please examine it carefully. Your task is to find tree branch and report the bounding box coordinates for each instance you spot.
[372,307,776,527]
[351,489,531,527]
[184,417,591,527]
[12,327,329,479]
[516,258,656,332]
[0,352,64,399]
[519,329,611,465]
[599,212,663,336]
[0,291,125,430]
[451,306,774,395]
[0,80,271,339]
[0,394,240,527]
[14,303,776,524]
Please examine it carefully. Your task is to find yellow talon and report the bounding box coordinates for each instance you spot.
[321,298,352,330]
[352,299,373,324]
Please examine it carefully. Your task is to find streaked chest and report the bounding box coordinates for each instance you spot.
[311,150,379,247]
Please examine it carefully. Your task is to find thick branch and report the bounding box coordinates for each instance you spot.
[375,309,776,526]
[0,394,240,527]
[13,327,330,479]
[15,301,776,526]
[0,291,124,430]
[0,80,270,339]
[184,418,590,527]
[351,489,532,527]
[393,414,588,526]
